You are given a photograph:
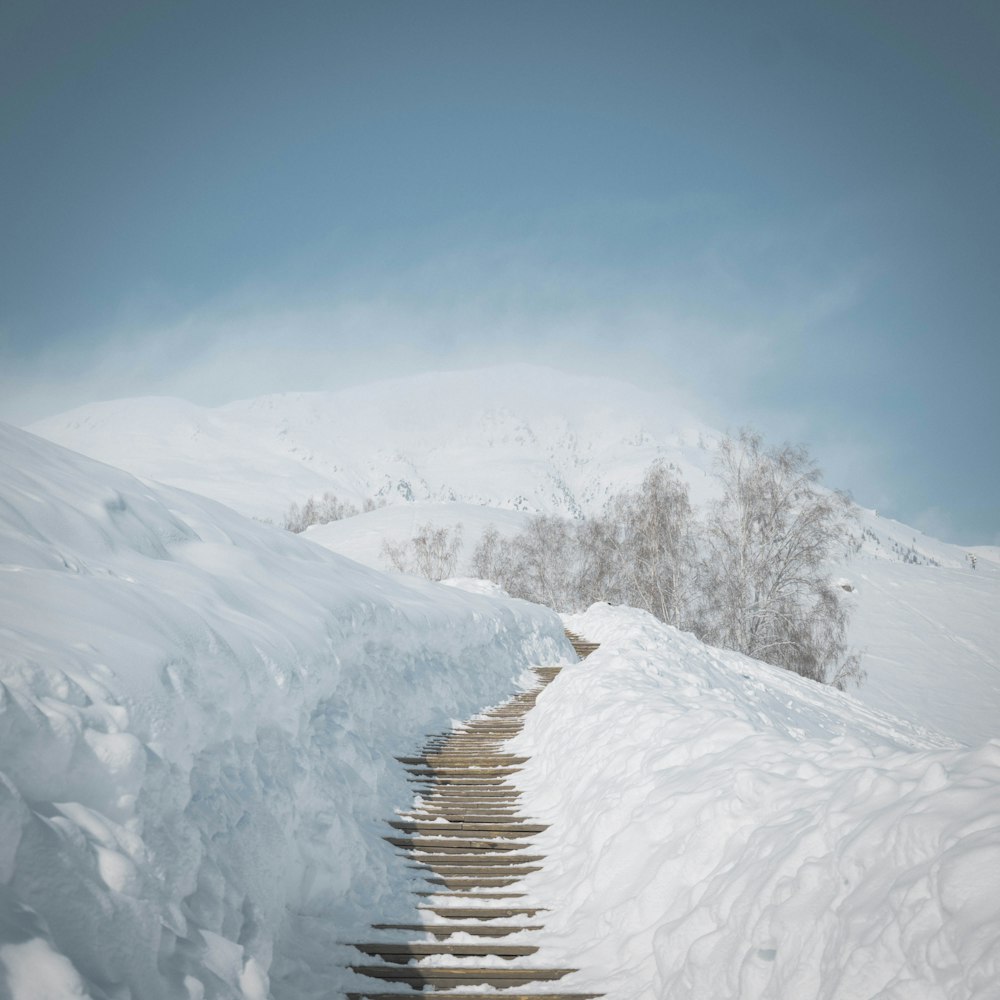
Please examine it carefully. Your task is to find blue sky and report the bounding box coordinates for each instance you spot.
[2,1,998,542]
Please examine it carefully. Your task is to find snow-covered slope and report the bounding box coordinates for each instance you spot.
[844,512,1000,747]
[304,500,533,570]
[0,424,569,999]
[26,366,1000,746]
[513,605,1000,1000]
[4,407,998,999]
[307,500,1000,748]
[27,365,715,522]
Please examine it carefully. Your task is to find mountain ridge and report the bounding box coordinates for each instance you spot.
[27,365,715,523]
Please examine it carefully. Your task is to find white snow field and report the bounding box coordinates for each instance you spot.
[512,604,1000,1000]
[28,366,1000,746]
[0,424,570,999]
[13,365,1000,999]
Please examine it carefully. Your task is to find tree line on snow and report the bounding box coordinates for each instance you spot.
[282,491,386,533]
[382,430,863,690]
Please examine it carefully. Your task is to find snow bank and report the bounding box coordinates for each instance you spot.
[0,424,570,999]
[513,604,1000,1000]
[310,501,1000,748]
[29,371,1000,749]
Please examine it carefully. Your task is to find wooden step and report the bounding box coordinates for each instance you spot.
[388,821,546,835]
[563,631,599,659]
[405,853,544,866]
[415,778,518,786]
[417,768,518,775]
[412,807,521,816]
[396,755,529,765]
[348,993,599,1000]
[371,922,543,937]
[410,801,522,810]
[406,763,521,781]
[418,906,544,919]
[457,726,523,732]
[426,736,516,743]
[408,804,522,813]
[412,804,522,810]
[414,889,528,910]
[423,743,514,751]
[413,793,521,802]
[352,942,539,962]
[407,775,514,784]
[404,767,523,776]
[415,785,520,792]
[411,859,542,873]
[407,807,521,816]
[467,729,524,734]
[411,796,522,805]
[413,796,521,804]
[385,837,534,851]
[350,965,573,987]
[420,876,531,888]
[347,665,600,999]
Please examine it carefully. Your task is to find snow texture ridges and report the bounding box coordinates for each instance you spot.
[512,604,1000,1000]
[0,423,569,999]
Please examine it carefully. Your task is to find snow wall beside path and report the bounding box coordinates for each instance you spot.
[0,424,571,1000]
[513,603,1000,1000]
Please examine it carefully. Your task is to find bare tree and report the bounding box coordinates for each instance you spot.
[283,491,374,532]
[599,461,697,628]
[465,432,862,690]
[573,517,617,608]
[471,526,507,582]
[504,515,578,610]
[382,523,464,581]
[470,517,591,609]
[699,430,862,687]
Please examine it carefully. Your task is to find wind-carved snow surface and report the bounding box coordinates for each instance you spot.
[0,424,570,999]
[15,366,1000,996]
[311,498,1000,748]
[512,604,1000,1000]
[27,366,1000,744]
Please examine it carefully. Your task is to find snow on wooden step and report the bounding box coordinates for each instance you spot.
[347,664,601,996]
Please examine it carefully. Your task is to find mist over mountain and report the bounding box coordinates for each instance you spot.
[29,365,716,522]
[27,365,1000,746]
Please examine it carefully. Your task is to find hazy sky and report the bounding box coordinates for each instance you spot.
[2,1,998,542]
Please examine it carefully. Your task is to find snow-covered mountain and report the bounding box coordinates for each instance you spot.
[3,406,998,998]
[27,365,1000,747]
[28,365,716,522]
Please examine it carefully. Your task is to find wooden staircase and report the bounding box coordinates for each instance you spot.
[345,632,600,999]
[564,630,600,659]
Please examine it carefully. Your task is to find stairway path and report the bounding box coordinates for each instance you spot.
[345,631,599,1000]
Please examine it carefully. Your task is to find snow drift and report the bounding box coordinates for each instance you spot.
[512,604,1000,1000]
[0,424,569,999]
[26,367,1000,746]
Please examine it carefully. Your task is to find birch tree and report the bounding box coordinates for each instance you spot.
[382,523,463,580]
[599,462,697,628]
[699,430,861,687]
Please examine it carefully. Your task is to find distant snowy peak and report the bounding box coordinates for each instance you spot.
[24,365,976,572]
[28,366,716,522]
